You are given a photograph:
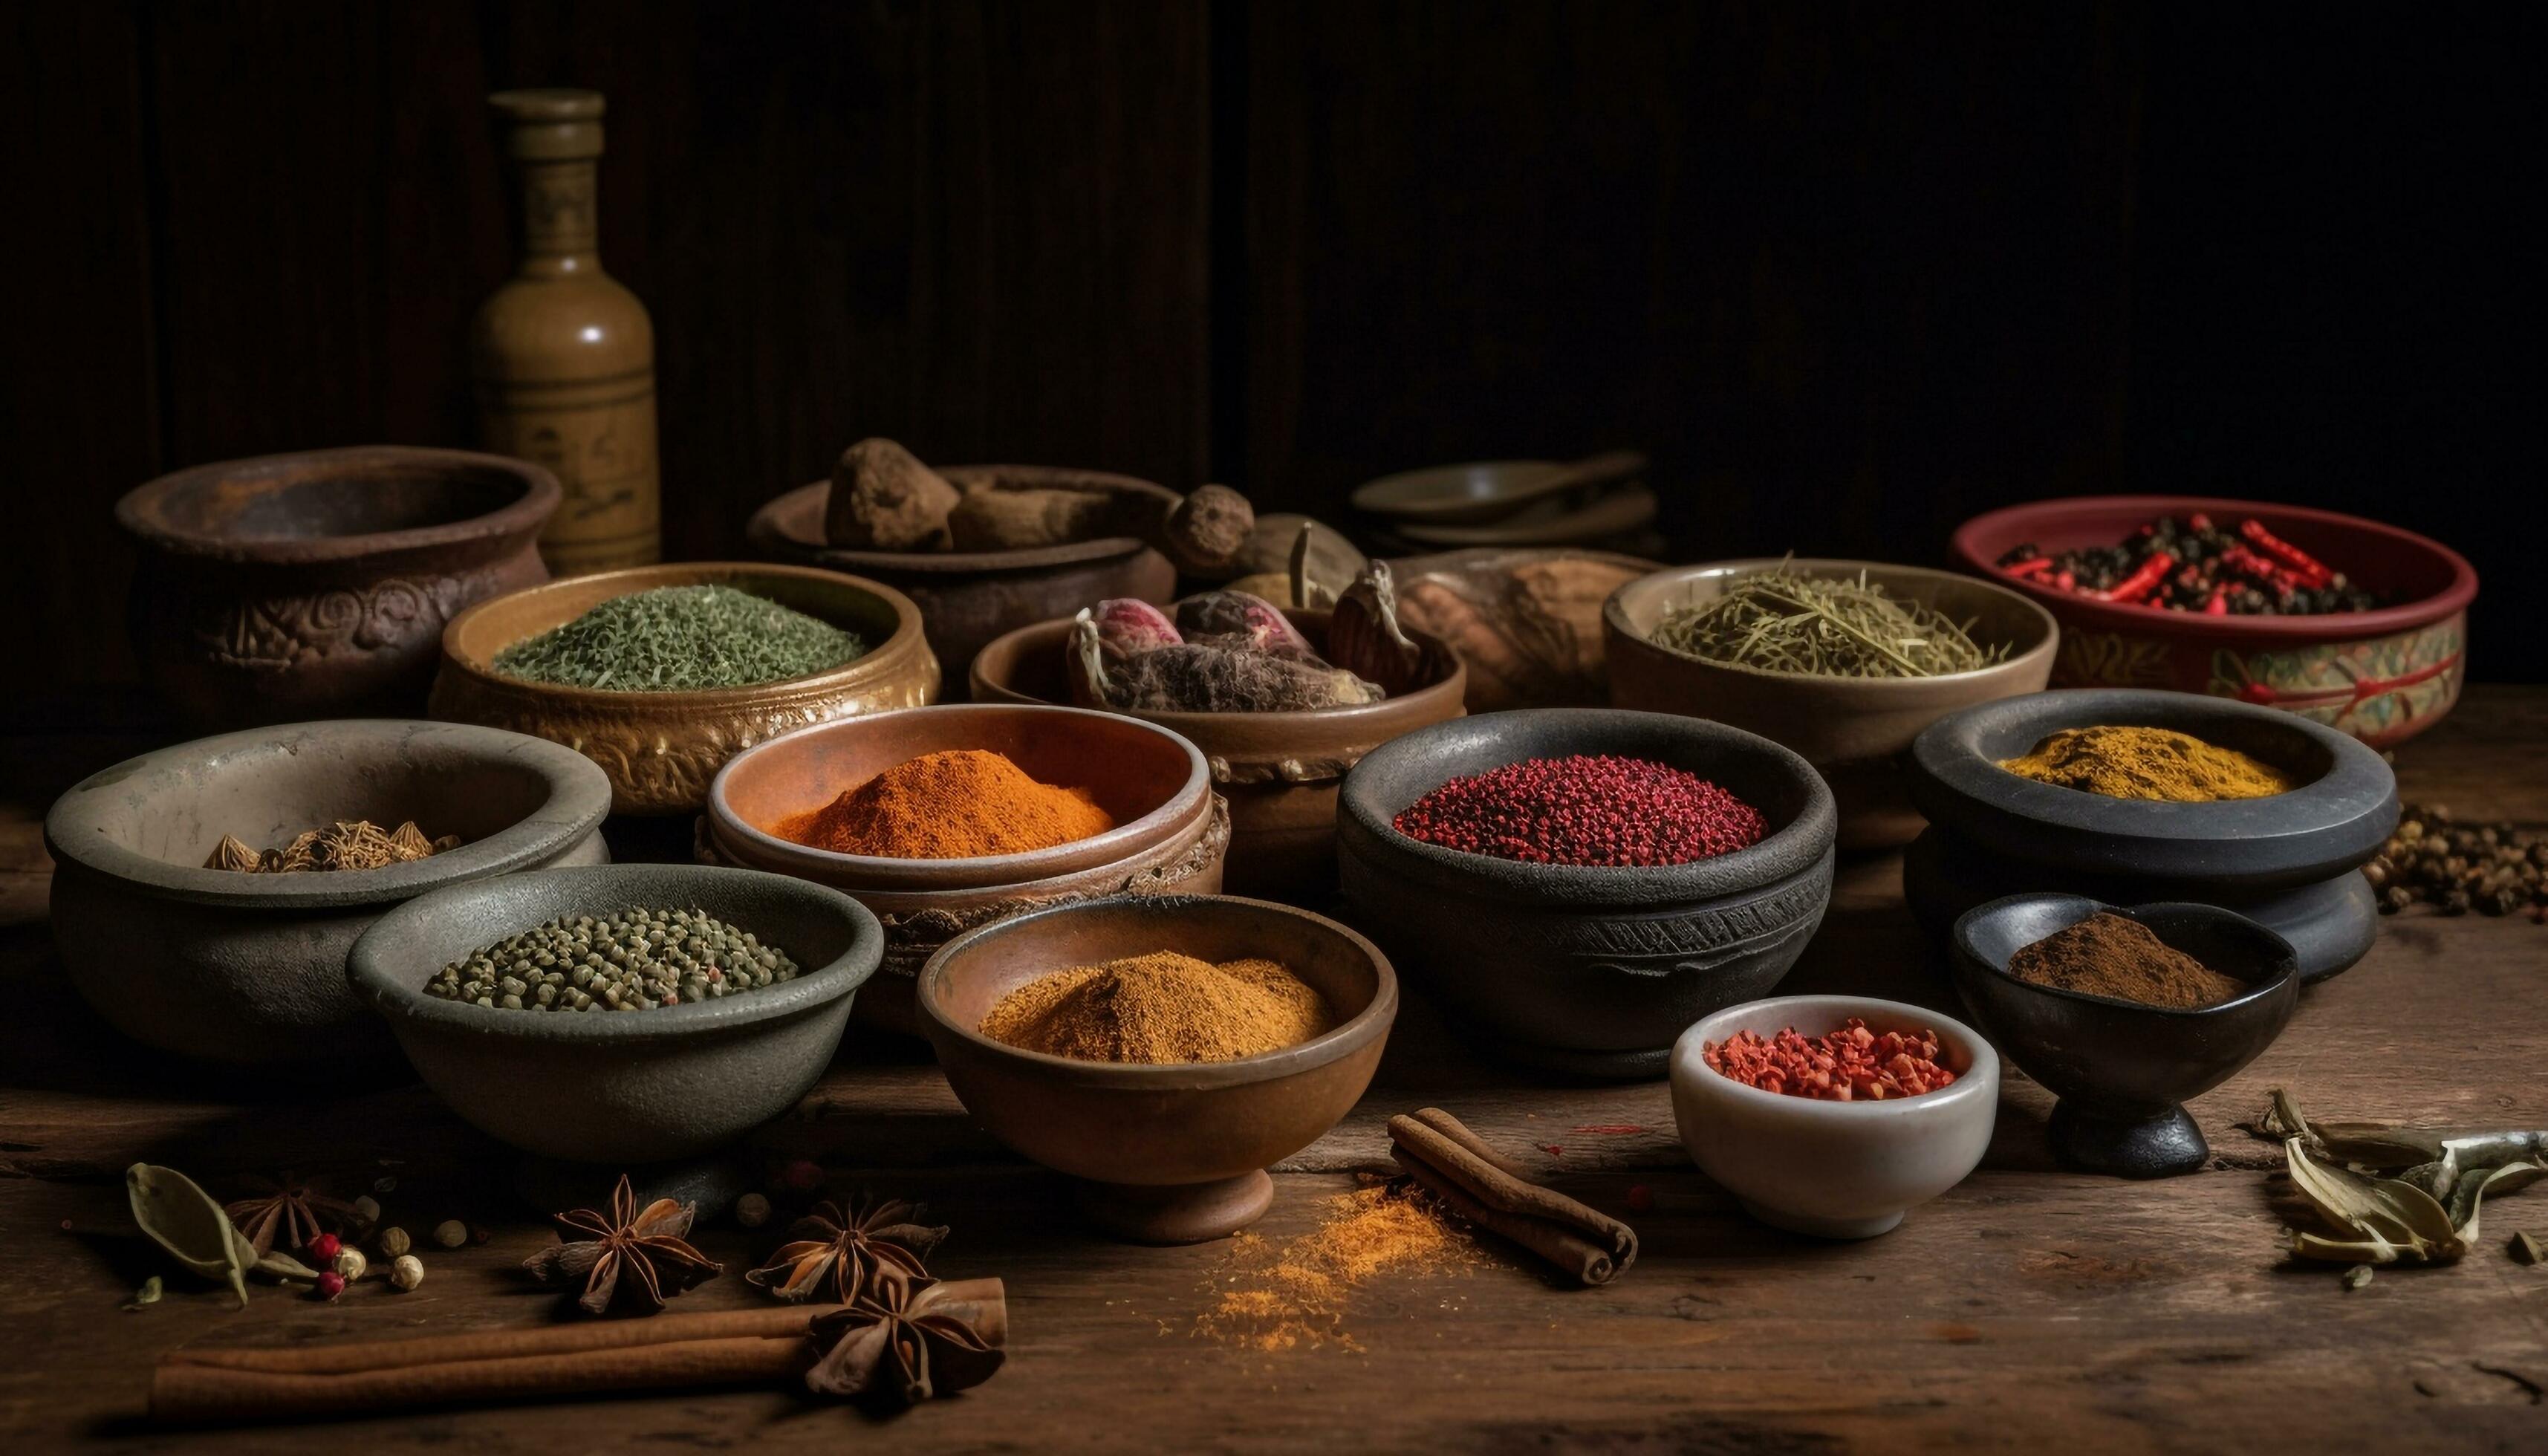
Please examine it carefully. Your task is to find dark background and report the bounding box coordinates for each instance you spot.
[7,0,2541,693]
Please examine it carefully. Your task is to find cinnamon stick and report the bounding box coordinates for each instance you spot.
[1387,1108,1638,1285]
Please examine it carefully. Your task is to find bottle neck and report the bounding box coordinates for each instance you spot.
[514,158,601,275]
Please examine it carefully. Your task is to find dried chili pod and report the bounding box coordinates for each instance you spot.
[1327,561,1426,697]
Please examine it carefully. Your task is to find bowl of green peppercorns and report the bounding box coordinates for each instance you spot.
[351,862,883,1162]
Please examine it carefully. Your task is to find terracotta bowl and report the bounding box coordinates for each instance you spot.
[1605,559,2058,851]
[1336,708,1838,1079]
[703,704,1229,1033]
[917,893,1396,1242]
[1951,495,2478,749]
[746,466,1180,691]
[45,721,611,1070]
[429,562,940,816]
[117,446,560,730]
[968,609,1467,897]
[351,863,883,1163]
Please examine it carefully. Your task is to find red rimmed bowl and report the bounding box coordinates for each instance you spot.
[1951,496,2477,749]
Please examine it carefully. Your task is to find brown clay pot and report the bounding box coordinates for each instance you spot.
[701,704,1229,1034]
[429,562,940,816]
[117,446,561,730]
[744,466,1180,692]
[968,609,1467,898]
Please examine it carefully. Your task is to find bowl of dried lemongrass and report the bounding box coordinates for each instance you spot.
[1605,558,2058,850]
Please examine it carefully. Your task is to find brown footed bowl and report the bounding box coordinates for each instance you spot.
[747,466,1180,692]
[429,562,940,816]
[1606,559,2057,851]
[118,446,561,731]
[702,703,1229,1034]
[917,894,1396,1243]
[968,609,1467,897]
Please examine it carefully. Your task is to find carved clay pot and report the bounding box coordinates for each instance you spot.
[968,610,1466,898]
[745,467,1180,693]
[430,562,940,816]
[118,447,561,731]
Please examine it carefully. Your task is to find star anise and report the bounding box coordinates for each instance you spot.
[522,1174,723,1316]
[747,1192,947,1304]
[224,1172,360,1258]
[804,1278,1006,1406]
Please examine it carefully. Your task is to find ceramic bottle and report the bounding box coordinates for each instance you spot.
[474,88,660,573]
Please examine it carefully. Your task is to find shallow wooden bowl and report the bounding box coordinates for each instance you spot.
[917,894,1396,1242]
[967,609,1466,897]
[1606,559,2058,850]
[747,466,1180,691]
[429,562,940,816]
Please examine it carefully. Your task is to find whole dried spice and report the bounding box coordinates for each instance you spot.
[2260,1089,2548,1273]
[2365,802,2548,920]
[803,1278,1009,1406]
[205,819,461,874]
[1394,753,1767,867]
[522,1175,723,1317]
[747,1195,948,1304]
[1703,1018,1957,1102]
[1067,591,1388,713]
[226,1173,360,1258]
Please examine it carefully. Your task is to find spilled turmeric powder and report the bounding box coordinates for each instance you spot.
[1190,1180,1489,1353]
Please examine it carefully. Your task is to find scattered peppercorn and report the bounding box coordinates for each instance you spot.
[351,1195,381,1227]
[432,1220,469,1249]
[1393,754,1769,867]
[390,1254,426,1291]
[334,1248,369,1281]
[779,1160,825,1192]
[1995,512,2384,616]
[377,1226,411,1258]
[314,1271,347,1301]
[425,907,799,1013]
[1625,1185,1654,1213]
[2366,802,2546,923]
[735,1192,773,1229]
[1703,1018,1959,1101]
[307,1232,343,1264]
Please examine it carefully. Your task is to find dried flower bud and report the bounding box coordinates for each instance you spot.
[334,1248,369,1281]
[377,1226,411,1258]
[351,1195,381,1227]
[735,1192,773,1229]
[432,1220,469,1249]
[390,1254,425,1291]
[315,1272,347,1301]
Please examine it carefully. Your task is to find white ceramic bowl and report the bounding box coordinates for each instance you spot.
[1669,994,1999,1238]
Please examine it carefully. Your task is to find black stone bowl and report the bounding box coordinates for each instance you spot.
[1336,708,1836,1079]
[1950,894,2298,1177]
[1906,689,2396,981]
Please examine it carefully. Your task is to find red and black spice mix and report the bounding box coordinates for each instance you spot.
[1392,754,1768,867]
[1994,512,2384,617]
[1703,1018,1957,1102]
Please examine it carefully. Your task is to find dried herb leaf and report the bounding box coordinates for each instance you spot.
[127,1163,250,1309]
[2271,1091,2548,1267]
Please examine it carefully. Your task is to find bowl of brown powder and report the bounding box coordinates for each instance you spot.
[1949,892,2298,1178]
[916,893,1397,1243]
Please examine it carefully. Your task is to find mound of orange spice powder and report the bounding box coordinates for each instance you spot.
[1703,1018,1957,1101]
[770,749,1116,859]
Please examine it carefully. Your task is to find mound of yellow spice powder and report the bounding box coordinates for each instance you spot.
[1192,1182,1489,1353]
[1998,724,2295,802]
[978,951,1336,1063]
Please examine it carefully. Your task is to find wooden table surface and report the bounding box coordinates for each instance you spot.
[4,688,2544,1453]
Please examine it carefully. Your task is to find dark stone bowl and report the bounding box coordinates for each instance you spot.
[1905,688,2396,981]
[46,721,612,1070]
[351,863,883,1163]
[1336,708,1837,1079]
[1950,894,2299,1177]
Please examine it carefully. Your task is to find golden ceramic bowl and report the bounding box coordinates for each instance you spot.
[429,562,940,816]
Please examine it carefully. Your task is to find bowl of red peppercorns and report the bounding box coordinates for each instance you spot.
[1952,496,2477,749]
[1336,708,1837,1079]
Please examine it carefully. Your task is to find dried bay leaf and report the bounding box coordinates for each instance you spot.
[2270,1090,2548,1268]
[126,1163,248,1309]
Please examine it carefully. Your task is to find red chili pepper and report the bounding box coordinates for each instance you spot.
[1998,556,2053,577]
[2090,551,2173,605]
[2240,519,2333,587]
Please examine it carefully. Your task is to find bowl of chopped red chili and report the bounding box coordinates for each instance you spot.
[1668,994,1998,1238]
[1951,496,2476,749]
[1336,708,1836,1079]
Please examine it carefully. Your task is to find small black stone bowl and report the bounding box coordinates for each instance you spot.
[1950,893,2298,1177]
[1336,708,1837,1079]
[1906,688,2396,980]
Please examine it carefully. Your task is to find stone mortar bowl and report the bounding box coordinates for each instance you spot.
[1336,708,1838,1080]
[917,893,1396,1243]
[1904,687,2397,982]
[747,466,1180,692]
[968,608,1468,898]
[117,446,561,731]
[429,562,940,816]
[1605,559,2058,850]
[1670,994,1999,1238]
[45,721,612,1070]
[1951,894,2298,1178]
[703,703,1229,1035]
[351,863,883,1164]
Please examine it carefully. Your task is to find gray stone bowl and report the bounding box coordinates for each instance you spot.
[351,863,883,1163]
[1336,708,1838,1079]
[1905,688,2397,981]
[45,721,613,1070]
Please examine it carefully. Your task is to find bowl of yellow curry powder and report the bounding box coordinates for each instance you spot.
[1902,688,2397,983]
